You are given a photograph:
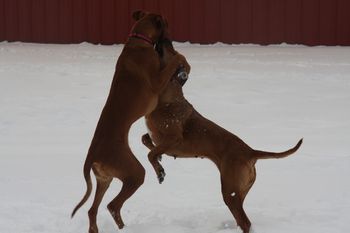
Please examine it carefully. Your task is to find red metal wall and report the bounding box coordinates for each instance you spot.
[0,0,349,45]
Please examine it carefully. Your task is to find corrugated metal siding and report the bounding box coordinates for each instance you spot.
[0,0,349,45]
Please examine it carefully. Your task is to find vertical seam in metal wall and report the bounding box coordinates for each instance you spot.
[203,0,206,42]
[234,0,238,43]
[81,0,84,42]
[44,0,47,42]
[86,0,89,42]
[43,1,48,43]
[15,0,18,41]
[84,0,88,43]
[72,0,77,43]
[300,0,303,44]
[251,0,253,43]
[101,0,104,42]
[250,0,253,43]
[57,0,61,43]
[267,0,271,44]
[335,0,339,44]
[1,0,5,40]
[112,0,116,44]
[29,0,32,42]
[217,0,226,43]
[205,0,208,42]
[70,0,73,43]
[219,0,222,43]
[127,0,130,33]
[264,0,267,44]
[317,0,320,45]
[16,0,20,42]
[98,0,101,44]
[156,0,160,13]
[171,0,174,41]
[4,0,7,40]
[283,0,287,44]
[31,0,35,42]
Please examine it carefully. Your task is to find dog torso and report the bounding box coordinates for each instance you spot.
[94,46,159,140]
[145,78,253,167]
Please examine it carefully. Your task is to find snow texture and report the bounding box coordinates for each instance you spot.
[1,42,349,233]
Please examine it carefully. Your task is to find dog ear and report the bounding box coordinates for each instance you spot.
[132,10,146,21]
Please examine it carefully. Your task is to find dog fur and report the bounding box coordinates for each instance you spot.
[142,39,302,233]
[71,11,190,233]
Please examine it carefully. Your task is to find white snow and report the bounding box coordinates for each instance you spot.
[1,42,349,233]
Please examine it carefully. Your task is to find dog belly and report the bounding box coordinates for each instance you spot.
[145,125,196,158]
[166,151,202,159]
[164,139,207,159]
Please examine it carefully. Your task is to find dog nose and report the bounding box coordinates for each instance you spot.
[178,70,188,80]
[177,68,188,86]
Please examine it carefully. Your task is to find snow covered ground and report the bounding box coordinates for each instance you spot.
[0,42,349,233]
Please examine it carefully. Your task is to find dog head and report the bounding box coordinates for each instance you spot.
[131,10,169,45]
[156,39,188,86]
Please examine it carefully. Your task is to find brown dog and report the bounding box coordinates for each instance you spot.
[142,40,302,233]
[71,11,190,233]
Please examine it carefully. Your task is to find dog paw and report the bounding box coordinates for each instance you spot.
[158,169,166,184]
[88,226,99,233]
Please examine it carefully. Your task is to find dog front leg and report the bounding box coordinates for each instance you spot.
[142,133,162,161]
[148,136,180,184]
[142,133,155,150]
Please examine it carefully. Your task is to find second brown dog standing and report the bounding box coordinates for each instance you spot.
[142,39,303,233]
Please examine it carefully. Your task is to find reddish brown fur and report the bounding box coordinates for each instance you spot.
[142,41,302,233]
[71,11,190,233]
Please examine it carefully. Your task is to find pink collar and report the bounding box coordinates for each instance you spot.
[128,32,154,45]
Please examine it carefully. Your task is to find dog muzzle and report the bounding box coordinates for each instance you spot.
[176,66,188,86]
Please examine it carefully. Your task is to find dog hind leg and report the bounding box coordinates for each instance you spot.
[88,175,112,233]
[220,165,254,233]
[222,189,251,233]
[107,160,145,229]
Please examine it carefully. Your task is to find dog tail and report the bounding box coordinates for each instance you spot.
[71,156,93,218]
[252,138,303,160]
